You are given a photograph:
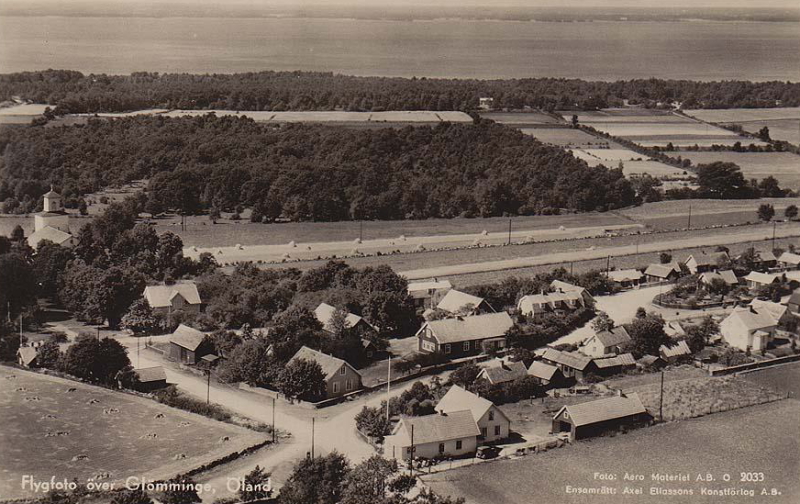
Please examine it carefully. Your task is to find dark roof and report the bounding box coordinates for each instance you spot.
[593,353,635,369]
[135,366,167,383]
[660,341,691,359]
[555,393,647,427]
[688,252,728,267]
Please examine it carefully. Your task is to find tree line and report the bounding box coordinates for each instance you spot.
[0,114,636,219]
[2,70,799,113]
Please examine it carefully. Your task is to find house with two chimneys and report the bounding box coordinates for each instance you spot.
[416,312,514,358]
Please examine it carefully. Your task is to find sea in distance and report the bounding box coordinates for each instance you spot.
[0,15,798,81]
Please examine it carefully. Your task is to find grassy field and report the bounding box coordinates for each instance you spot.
[741,362,800,398]
[519,127,617,148]
[590,123,737,138]
[480,112,562,125]
[684,107,800,123]
[0,366,266,500]
[726,119,800,145]
[570,149,688,178]
[680,152,800,190]
[636,137,768,148]
[423,400,800,504]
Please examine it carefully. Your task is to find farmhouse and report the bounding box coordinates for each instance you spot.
[778,252,800,270]
[644,263,681,283]
[132,367,168,392]
[169,324,214,364]
[416,312,514,358]
[314,303,378,335]
[517,290,585,319]
[743,271,780,290]
[539,348,597,381]
[593,353,636,376]
[749,299,792,327]
[436,290,495,315]
[659,340,692,363]
[476,360,528,385]
[604,269,644,289]
[684,251,729,274]
[436,385,511,443]
[16,346,39,368]
[719,306,777,352]
[407,279,452,309]
[550,280,595,307]
[527,361,566,388]
[143,282,202,315]
[579,326,632,358]
[699,270,738,287]
[287,346,362,399]
[384,410,480,461]
[28,188,75,250]
[551,392,650,441]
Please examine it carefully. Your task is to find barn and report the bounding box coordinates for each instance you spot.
[551,392,651,441]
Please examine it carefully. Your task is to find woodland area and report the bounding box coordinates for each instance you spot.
[0,115,636,219]
[2,70,799,113]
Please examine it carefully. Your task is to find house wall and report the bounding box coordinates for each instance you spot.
[720,319,775,351]
[477,407,510,443]
[580,337,609,358]
[384,435,478,461]
[325,364,362,398]
[169,344,196,364]
[34,214,69,233]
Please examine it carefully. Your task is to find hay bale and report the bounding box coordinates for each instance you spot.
[289,240,297,247]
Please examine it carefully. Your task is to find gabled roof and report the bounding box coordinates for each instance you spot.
[687,251,728,267]
[314,303,376,333]
[435,385,500,423]
[422,312,514,344]
[756,250,777,262]
[659,340,691,359]
[17,347,38,366]
[392,410,480,446]
[592,326,631,348]
[605,269,644,283]
[743,271,779,285]
[724,307,778,332]
[637,355,664,366]
[437,290,489,313]
[28,226,73,247]
[550,280,587,295]
[779,252,800,265]
[527,361,560,381]
[748,299,787,322]
[135,366,168,383]
[788,290,800,306]
[477,361,528,384]
[700,270,738,285]
[540,347,593,371]
[664,320,686,338]
[407,280,452,295]
[288,346,360,381]
[144,282,202,309]
[644,263,680,279]
[169,324,207,351]
[554,393,647,427]
[594,353,635,369]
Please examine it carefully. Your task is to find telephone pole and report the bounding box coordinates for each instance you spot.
[206,369,211,404]
[687,205,692,230]
[659,371,665,422]
[272,397,276,443]
[507,218,512,245]
[772,221,777,251]
[386,355,392,422]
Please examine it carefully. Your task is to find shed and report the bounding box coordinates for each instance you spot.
[527,361,566,387]
[133,366,168,392]
[169,324,213,365]
[552,393,651,441]
[658,340,692,363]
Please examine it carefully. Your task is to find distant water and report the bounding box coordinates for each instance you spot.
[0,16,798,81]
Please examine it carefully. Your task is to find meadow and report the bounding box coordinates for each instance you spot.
[423,400,800,504]
[729,119,800,145]
[680,152,800,190]
[741,362,800,398]
[563,109,693,123]
[684,107,800,123]
[480,112,562,125]
[0,366,266,500]
[519,127,616,148]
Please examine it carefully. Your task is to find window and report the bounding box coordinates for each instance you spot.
[346,379,353,391]
[340,365,347,375]
[438,443,445,454]
[456,440,462,450]
[463,341,470,351]
[488,410,494,421]
[494,425,501,436]
[444,344,452,354]
[332,382,340,394]
[480,427,487,438]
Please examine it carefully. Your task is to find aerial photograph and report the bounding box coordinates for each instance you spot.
[1,0,799,503]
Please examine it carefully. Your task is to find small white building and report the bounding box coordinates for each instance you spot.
[436,385,511,443]
[384,410,480,461]
[550,280,595,307]
[143,282,203,315]
[436,290,495,315]
[719,306,777,352]
[743,272,780,290]
[604,269,644,289]
[28,188,75,250]
[778,252,800,270]
[684,252,729,274]
[580,326,632,358]
[407,279,452,309]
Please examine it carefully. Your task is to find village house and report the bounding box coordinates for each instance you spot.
[384,410,480,461]
[476,360,528,385]
[287,346,362,399]
[778,252,800,271]
[699,270,738,288]
[684,251,729,274]
[436,290,495,315]
[132,366,168,392]
[407,279,452,309]
[550,280,596,307]
[787,289,800,316]
[749,299,793,327]
[143,282,203,315]
[436,385,511,443]
[27,188,76,250]
[644,263,681,283]
[517,290,585,319]
[659,340,692,363]
[16,346,39,368]
[593,353,636,376]
[604,269,644,289]
[551,392,650,441]
[527,361,566,388]
[539,347,597,381]
[169,324,214,364]
[416,312,514,358]
[743,271,780,290]
[636,355,666,370]
[719,306,777,352]
[579,326,632,358]
[738,250,777,271]
[314,302,380,358]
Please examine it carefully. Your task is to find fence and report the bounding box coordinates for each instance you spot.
[710,353,800,376]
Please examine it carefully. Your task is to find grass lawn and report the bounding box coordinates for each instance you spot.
[740,362,800,399]
[423,400,800,504]
[679,152,800,191]
[500,391,610,439]
[0,366,266,500]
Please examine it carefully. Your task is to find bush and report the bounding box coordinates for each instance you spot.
[153,386,232,423]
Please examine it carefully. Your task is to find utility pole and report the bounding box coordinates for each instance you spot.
[206,369,211,404]
[96,326,100,341]
[507,218,512,245]
[772,221,777,251]
[311,417,316,459]
[19,314,23,347]
[659,371,665,422]
[386,355,392,422]
[409,424,415,475]
[606,255,611,276]
[359,220,363,242]
[570,261,573,276]
[687,204,692,230]
[272,397,276,443]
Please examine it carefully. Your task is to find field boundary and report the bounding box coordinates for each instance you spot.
[711,354,800,376]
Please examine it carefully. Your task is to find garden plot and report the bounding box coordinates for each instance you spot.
[681,152,800,190]
[563,109,692,123]
[0,366,265,501]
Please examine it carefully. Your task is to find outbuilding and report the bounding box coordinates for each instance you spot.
[551,392,650,441]
[133,366,168,392]
[169,324,214,365]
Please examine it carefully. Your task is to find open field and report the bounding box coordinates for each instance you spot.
[741,362,800,399]
[680,152,800,190]
[636,137,768,148]
[0,366,266,501]
[480,112,562,125]
[423,400,800,504]
[570,149,688,178]
[725,119,800,145]
[564,111,694,123]
[684,107,800,123]
[587,122,738,139]
[519,127,616,148]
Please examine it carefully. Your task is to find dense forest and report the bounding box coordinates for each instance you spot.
[1,70,799,113]
[0,115,636,220]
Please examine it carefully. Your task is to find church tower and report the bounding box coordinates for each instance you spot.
[34,186,70,233]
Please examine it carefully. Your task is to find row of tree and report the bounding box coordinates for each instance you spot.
[2,70,799,113]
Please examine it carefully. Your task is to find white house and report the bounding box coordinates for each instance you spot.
[579,326,631,358]
[719,306,777,352]
[550,280,595,307]
[604,269,644,289]
[407,280,452,309]
[749,299,792,327]
[684,252,729,274]
[517,290,585,319]
[436,290,495,315]
[699,270,738,287]
[435,385,511,443]
[743,272,780,290]
[778,252,800,270]
[384,410,480,461]
[144,282,203,315]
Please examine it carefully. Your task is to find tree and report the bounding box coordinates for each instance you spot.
[757,126,771,142]
[685,315,718,353]
[0,253,37,321]
[208,206,221,223]
[238,465,272,501]
[450,363,481,389]
[785,204,798,221]
[11,225,25,242]
[59,335,131,386]
[35,340,62,369]
[757,203,775,222]
[279,451,351,504]
[78,199,89,216]
[341,455,397,504]
[354,406,390,439]
[217,338,277,387]
[695,162,748,199]
[121,298,158,335]
[659,252,672,264]
[277,358,326,402]
[591,311,615,332]
[157,476,201,504]
[111,489,153,504]
[33,240,74,299]
[626,312,670,358]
